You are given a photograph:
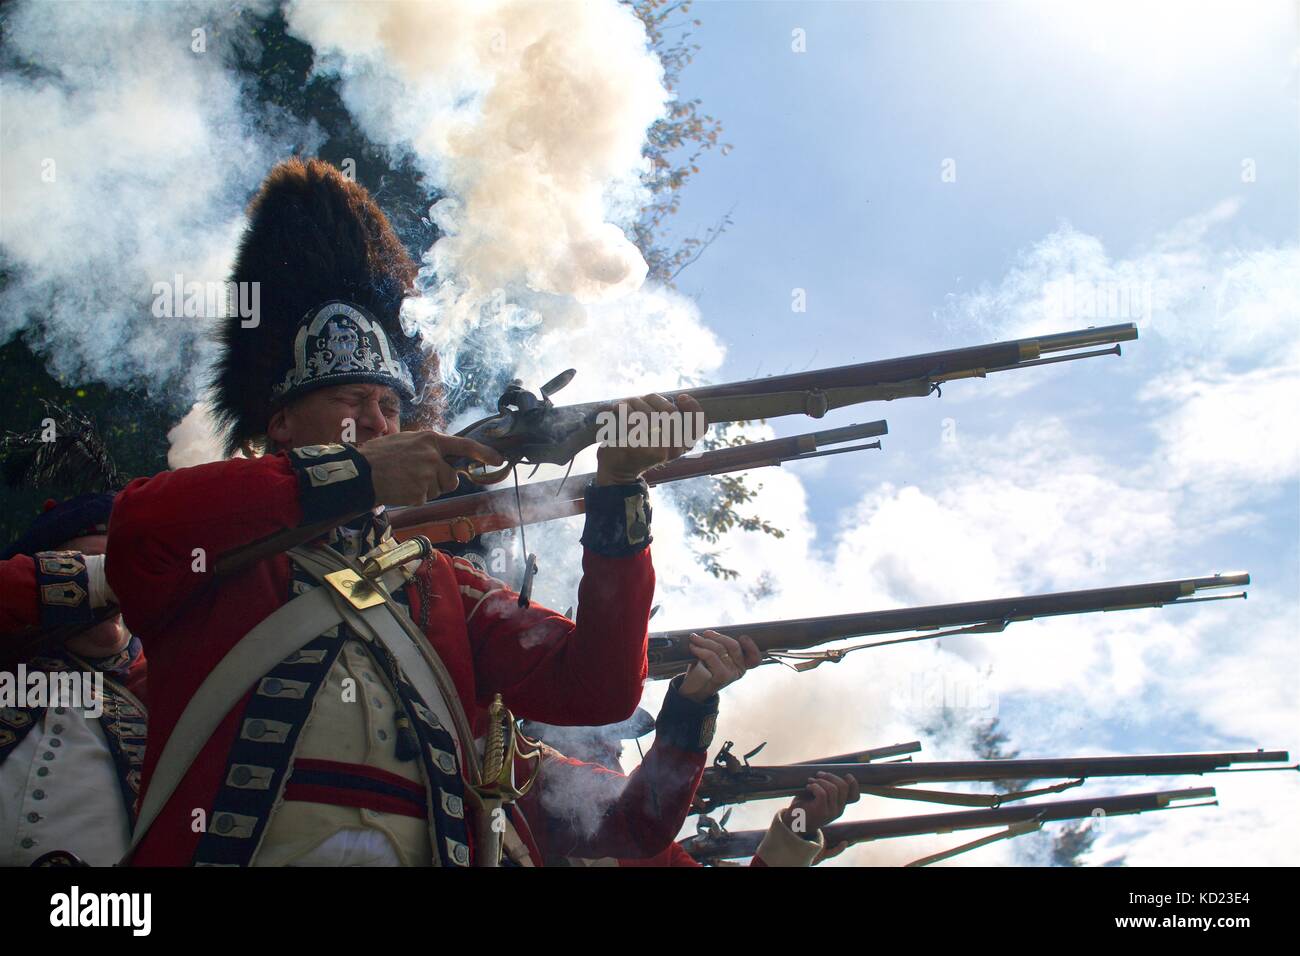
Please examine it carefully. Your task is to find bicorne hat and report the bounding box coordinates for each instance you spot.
[210,158,429,456]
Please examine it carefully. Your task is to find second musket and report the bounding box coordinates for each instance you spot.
[646,572,1251,679]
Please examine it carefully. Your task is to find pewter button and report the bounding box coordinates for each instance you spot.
[33,790,45,800]
[54,707,66,715]
[51,724,64,734]
[36,767,48,777]
[20,838,35,849]
[283,651,300,663]
[50,739,61,748]
[264,678,283,694]
[41,752,54,761]
[247,720,266,739]
[311,465,330,480]
[214,814,234,834]
[377,729,389,741]
[438,753,456,773]
[27,812,41,823]
[231,767,252,786]
[453,845,469,865]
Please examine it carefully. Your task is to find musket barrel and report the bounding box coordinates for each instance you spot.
[683,786,1211,861]
[1032,323,1139,354]
[680,325,1136,404]
[794,741,923,765]
[696,750,1290,808]
[808,421,890,445]
[647,573,1252,677]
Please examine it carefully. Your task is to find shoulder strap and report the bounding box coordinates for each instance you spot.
[125,544,481,864]
[123,566,401,860]
[289,545,482,785]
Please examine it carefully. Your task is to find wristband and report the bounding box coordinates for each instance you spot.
[288,443,376,525]
[34,550,96,629]
[579,478,652,557]
[654,675,719,752]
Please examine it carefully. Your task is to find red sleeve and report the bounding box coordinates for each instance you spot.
[619,842,702,867]
[452,548,654,725]
[0,554,41,636]
[105,454,304,637]
[536,738,706,860]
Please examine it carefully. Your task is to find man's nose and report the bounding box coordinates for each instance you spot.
[356,399,390,437]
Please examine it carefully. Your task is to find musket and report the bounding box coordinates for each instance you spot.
[214,323,1135,571]
[386,421,887,546]
[449,324,1137,482]
[680,787,1218,865]
[794,741,923,764]
[693,747,1293,813]
[647,572,1250,680]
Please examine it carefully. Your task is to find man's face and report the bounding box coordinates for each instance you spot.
[268,383,402,449]
[60,533,130,657]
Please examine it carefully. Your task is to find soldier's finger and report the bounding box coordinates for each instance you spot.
[707,631,745,667]
[691,645,731,686]
[737,635,763,668]
[434,434,506,467]
[641,392,676,414]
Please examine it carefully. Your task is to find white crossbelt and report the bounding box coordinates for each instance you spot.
[124,544,479,862]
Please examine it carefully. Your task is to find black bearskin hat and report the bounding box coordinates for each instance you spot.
[210,158,433,456]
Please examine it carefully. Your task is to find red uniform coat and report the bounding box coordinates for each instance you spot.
[0,555,148,700]
[518,740,707,864]
[106,452,654,866]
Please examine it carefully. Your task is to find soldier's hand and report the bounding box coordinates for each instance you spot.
[357,431,503,507]
[595,393,704,486]
[783,771,861,835]
[678,631,762,703]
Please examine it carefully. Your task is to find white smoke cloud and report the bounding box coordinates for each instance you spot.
[0,0,318,399]
[166,400,230,469]
[282,0,671,371]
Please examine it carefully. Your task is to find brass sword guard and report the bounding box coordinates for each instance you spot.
[477,693,542,802]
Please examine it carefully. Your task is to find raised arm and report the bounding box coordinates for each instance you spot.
[455,480,656,725]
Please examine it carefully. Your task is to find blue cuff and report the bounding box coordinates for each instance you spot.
[580,479,652,557]
[654,676,719,752]
[288,444,376,525]
[34,551,95,629]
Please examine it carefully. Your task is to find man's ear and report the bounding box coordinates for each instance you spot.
[267,406,292,447]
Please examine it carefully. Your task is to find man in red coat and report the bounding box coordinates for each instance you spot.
[107,158,699,866]
[1,492,147,866]
[520,630,860,867]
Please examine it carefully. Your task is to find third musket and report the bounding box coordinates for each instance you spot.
[646,572,1250,679]
[693,749,1291,812]
[680,787,1215,862]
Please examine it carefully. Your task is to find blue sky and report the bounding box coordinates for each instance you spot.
[627,0,1300,863]
[665,0,1298,539]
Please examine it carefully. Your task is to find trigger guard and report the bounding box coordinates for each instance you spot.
[464,460,516,485]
